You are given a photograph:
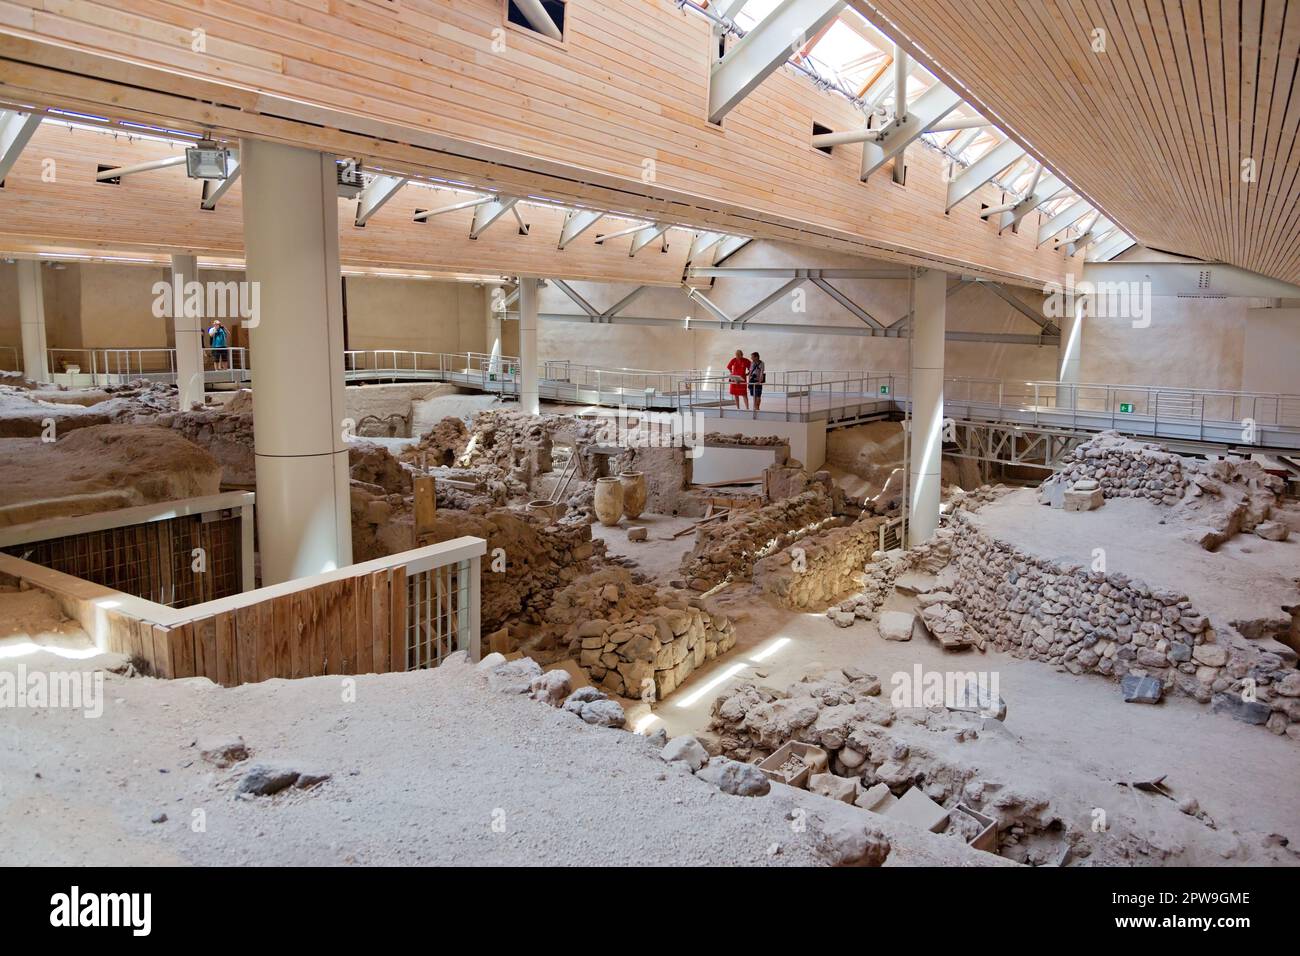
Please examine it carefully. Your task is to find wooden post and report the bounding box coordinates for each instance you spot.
[414,475,437,540]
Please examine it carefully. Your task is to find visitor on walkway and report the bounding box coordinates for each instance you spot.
[748,351,766,414]
[726,349,751,410]
[207,319,229,370]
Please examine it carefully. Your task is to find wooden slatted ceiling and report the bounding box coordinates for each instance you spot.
[849,0,1300,284]
[0,122,695,284]
[0,0,1075,286]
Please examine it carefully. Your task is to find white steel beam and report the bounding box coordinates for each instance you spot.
[811,127,882,148]
[979,200,1018,219]
[538,310,1055,343]
[1086,231,1138,263]
[708,0,845,123]
[688,266,909,278]
[735,277,805,327]
[95,154,187,181]
[1068,220,1113,256]
[926,115,990,133]
[685,287,736,326]
[809,276,884,329]
[354,173,407,227]
[946,126,983,157]
[979,281,1057,334]
[893,43,908,120]
[0,110,41,183]
[1037,198,1092,246]
[412,195,495,222]
[687,231,725,262]
[628,223,670,257]
[513,0,563,41]
[200,154,240,210]
[860,82,963,181]
[551,279,600,318]
[469,196,522,239]
[997,172,1065,231]
[594,222,651,244]
[557,209,603,249]
[712,235,752,263]
[601,285,647,321]
[945,138,1024,211]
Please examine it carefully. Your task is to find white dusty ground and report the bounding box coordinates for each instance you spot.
[589,512,699,583]
[645,584,1300,866]
[0,645,1000,866]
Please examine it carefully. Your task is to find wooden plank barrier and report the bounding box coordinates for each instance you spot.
[0,537,486,687]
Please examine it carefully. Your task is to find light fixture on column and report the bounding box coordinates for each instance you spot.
[185,141,231,180]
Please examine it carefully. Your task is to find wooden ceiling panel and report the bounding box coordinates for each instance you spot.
[850,0,1300,283]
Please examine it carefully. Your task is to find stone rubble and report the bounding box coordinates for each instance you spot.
[543,567,737,699]
[707,669,1069,863]
[680,489,835,591]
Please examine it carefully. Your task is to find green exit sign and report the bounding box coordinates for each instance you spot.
[879,385,891,395]
[1119,402,1134,413]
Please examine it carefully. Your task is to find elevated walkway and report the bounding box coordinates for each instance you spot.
[25,347,1300,454]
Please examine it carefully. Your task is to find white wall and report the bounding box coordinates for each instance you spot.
[1243,307,1300,395]
[1080,295,1247,391]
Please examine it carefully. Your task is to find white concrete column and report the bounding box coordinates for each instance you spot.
[240,139,351,584]
[485,281,503,378]
[17,259,49,383]
[170,254,206,409]
[1057,292,1085,410]
[518,275,540,415]
[907,268,946,547]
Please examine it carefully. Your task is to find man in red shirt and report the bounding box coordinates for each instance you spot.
[725,349,751,410]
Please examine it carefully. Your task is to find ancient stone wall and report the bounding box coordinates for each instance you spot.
[680,489,835,590]
[546,568,736,699]
[754,515,886,609]
[424,507,596,632]
[948,513,1300,738]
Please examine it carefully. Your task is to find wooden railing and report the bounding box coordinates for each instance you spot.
[0,536,486,685]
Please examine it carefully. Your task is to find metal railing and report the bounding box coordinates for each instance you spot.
[541,359,699,398]
[25,342,1300,443]
[46,346,250,386]
[678,369,900,421]
[0,345,19,372]
[343,349,522,394]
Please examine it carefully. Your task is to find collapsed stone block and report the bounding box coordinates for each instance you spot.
[878,611,914,642]
[1062,483,1104,512]
[1255,520,1290,542]
[696,757,770,797]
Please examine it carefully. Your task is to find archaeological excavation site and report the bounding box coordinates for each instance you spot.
[0,0,1296,917]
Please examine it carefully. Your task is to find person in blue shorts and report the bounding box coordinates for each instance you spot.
[747,351,766,413]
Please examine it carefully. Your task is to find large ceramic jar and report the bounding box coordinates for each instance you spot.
[527,499,558,524]
[594,477,625,527]
[619,471,647,520]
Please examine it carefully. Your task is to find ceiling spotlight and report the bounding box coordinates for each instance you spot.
[186,142,231,180]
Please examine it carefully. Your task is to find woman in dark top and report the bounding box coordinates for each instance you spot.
[747,351,766,413]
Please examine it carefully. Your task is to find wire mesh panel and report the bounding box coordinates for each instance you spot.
[404,558,472,670]
[3,511,243,607]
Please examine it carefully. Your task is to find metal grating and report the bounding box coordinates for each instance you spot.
[404,558,472,670]
[3,511,243,607]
